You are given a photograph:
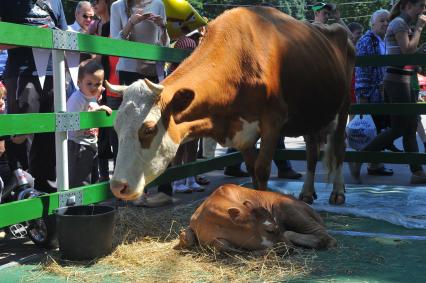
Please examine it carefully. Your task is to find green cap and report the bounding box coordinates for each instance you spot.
[312,2,336,12]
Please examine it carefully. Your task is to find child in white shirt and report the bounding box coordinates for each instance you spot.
[67,59,112,187]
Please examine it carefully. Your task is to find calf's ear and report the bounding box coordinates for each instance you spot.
[228,207,242,224]
[171,88,195,115]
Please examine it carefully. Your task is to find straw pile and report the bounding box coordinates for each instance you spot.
[35,200,317,282]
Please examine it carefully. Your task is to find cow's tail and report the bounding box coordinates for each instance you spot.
[323,117,338,183]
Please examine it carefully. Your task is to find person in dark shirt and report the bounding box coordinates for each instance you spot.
[0,0,67,192]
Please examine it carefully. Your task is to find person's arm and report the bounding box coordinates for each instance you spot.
[111,2,152,40]
[55,0,68,30]
[395,15,426,54]
[88,102,112,115]
[355,36,374,103]
[332,8,352,39]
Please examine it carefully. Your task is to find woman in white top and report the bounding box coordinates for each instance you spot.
[110,0,169,85]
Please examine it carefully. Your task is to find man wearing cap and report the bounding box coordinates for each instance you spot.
[312,2,349,27]
[312,2,352,39]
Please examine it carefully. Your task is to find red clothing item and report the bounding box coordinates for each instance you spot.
[106,56,120,98]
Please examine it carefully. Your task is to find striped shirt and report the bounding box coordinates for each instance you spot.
[169,36,197,73]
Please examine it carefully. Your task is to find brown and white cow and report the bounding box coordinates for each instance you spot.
[107,7,355,204]
[175,184,337,252]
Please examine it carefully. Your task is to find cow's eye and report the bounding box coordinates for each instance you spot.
[143,126,156,135]
[139,121,158,137]
[138,121,158,148]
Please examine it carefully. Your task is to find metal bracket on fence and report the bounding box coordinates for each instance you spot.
[56,112,80,132]
[59,191,83,207]
[52,30,79,50]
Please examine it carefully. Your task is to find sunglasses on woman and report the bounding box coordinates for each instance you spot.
[82,14,94,20]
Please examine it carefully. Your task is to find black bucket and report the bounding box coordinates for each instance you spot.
[56,205,116,261]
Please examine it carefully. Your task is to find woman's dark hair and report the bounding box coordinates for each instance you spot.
[389,0,422,21]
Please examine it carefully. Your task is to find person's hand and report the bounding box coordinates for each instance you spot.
[100,105,113,115]
[148,14,165,28]
[416,14,426,31]
[129,9,153,26]
[0,140,5,157]
[418,42,426,53]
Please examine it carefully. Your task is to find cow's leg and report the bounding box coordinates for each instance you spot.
[255,128,281,190]
[240,147,259,188]
[173,227,196,250]
[284,231,337,250]
[327,111,347,205]
[299,134,319,204]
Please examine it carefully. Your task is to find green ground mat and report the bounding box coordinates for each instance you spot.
[1,214,425,282]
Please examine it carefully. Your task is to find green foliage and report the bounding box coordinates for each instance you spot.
[188,0,307,20]
[188,0,393,30]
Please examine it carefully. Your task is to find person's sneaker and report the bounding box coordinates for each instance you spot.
[186,177,205,192]
[132,192,174,208]
[173,183,192,193]
[278,169,302,179]
[410,171,426,184]
[224,167,250,177]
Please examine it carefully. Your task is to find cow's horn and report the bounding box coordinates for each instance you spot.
[104,80,128,95]
[144,78,164,96]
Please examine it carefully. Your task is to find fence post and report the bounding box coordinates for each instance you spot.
[52,50,69,191]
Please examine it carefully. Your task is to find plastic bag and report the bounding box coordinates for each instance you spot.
[346,114,376,150]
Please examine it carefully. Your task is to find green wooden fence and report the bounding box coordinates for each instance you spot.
[1,22,426,228]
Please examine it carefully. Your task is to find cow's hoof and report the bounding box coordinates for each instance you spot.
[174,228,196,250]
[329,193,345,205]
[298,192,317,204]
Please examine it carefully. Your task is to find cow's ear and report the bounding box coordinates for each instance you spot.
[228,207,241,223]
[171,88,195,114]
[243,200,254,210]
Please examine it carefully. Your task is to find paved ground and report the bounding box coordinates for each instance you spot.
[1,132,425,269]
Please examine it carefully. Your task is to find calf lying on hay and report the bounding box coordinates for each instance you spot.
[176,184,336,253]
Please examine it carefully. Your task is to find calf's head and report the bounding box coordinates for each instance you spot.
[229,200,281,250]
[106,79,194,200]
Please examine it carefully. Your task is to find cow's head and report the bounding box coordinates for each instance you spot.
[106,79,194,200]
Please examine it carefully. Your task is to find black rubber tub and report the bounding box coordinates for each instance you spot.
[56,205,116,261]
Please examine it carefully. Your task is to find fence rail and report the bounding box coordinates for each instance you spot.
[1,22,426,229]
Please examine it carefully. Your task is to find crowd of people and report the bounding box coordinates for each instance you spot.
[0,0,426,209]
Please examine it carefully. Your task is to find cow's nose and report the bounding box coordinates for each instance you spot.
[110,179,129,197]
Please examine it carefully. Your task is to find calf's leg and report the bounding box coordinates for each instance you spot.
[284,231,337,250]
